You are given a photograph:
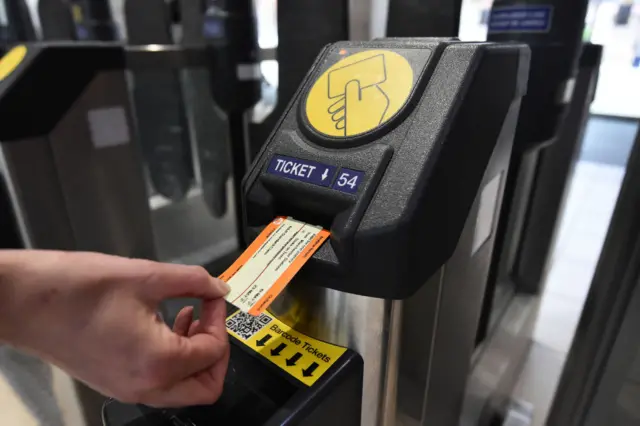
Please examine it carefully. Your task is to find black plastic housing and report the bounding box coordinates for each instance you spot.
[242,39,530,299]
[102,333,363,426]
[0,44,126,141]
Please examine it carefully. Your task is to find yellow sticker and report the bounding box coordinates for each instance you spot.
[305,49,414,138]
[226,310,347,386]
[0,45,27,82]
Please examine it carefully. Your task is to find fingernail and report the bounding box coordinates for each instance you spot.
[214,278,231,295]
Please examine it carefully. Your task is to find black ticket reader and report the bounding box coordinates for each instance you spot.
[102,38,529,425]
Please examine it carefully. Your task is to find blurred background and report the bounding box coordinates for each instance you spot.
[0,0,639,424]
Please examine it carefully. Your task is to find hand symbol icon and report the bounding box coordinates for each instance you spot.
[305,50,413,138]
[327,80,390,136]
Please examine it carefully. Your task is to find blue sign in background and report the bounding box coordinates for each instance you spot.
[75,24,90,40]
[266,155,337,187]
[488,5,553,33]
[203,17,225,39]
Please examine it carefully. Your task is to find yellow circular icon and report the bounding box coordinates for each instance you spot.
[305,49,414,138]
[0,45,28,82]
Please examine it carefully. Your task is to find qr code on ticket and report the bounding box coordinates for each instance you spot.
[226,311,272,341]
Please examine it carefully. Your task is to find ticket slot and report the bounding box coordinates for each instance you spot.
[245,142,393,265]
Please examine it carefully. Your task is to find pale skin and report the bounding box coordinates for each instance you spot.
[0,250,231,408]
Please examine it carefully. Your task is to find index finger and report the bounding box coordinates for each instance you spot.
[137,262,230,303]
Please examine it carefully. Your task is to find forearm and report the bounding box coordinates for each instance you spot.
[0,250,24,343]
[0,250,64,345]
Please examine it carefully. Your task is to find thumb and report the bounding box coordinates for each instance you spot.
[345,80,361,134]
[140,263,230,303]
[344,79,361,108]
[159,298,229,381]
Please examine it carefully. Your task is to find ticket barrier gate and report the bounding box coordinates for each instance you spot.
[96,38,529,425]
[0,43,155,256]
[123,0,261,260]
[461,0,596,421]
[0,40,254,425]
[481,0,590,333]
[461,42,603,426]
[124,0,195,203]
[514,43,602,300]
[35,0,260,268]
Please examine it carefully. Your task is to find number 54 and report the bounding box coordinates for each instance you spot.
[336,173,358,189]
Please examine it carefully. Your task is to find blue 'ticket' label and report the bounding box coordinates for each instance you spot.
[266,155,337,187]
[488,5,553,34]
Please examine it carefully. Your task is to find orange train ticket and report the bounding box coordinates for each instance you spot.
[220,217,330,316]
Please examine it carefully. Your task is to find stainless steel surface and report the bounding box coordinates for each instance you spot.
[397,267,445,423]
[460,294,539,426]
[381,300,403,426]
[269,280,401,426]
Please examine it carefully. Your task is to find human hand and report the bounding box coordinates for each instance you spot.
[0,250,230,407]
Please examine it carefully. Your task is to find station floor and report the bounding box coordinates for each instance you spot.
[0,116,637,425]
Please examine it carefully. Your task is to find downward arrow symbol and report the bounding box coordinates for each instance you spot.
[286,353,302,367]
[256,334,272,347]
[270,343,287,356]
[302,362,319,377]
